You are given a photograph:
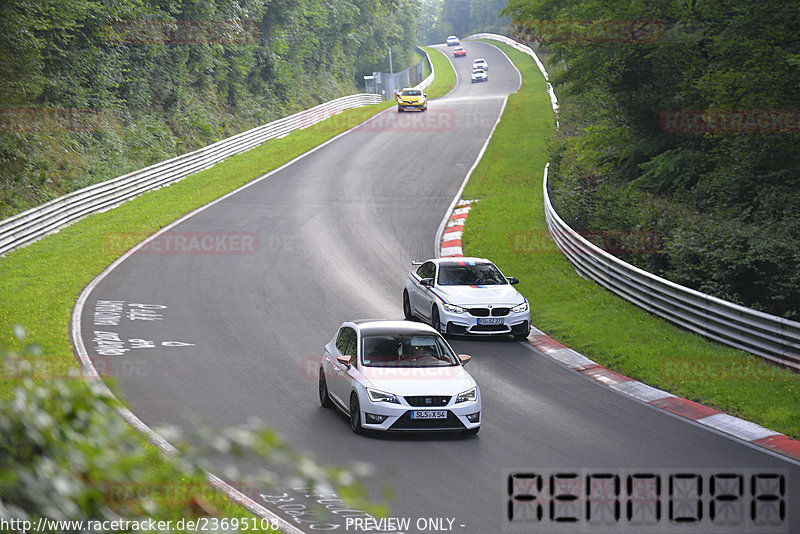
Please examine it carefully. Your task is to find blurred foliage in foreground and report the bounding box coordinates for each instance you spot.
[0,327,383,530]
[504,0,800,319]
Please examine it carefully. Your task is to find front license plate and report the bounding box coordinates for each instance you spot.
[410,410,447,419]
[477,317,503,325]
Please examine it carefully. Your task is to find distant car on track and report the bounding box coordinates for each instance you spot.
[319,320,481,434]
[453,46,466,57]
[395,87,428,112]
[446,35,460,46]
[472,58,488,71]
[403,257,530,338]
[471,68,487,83]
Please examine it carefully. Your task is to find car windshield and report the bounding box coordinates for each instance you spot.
[361,334,458,367]
[402,90,421,96]
[472,69,484,74]
[437,262,506,286]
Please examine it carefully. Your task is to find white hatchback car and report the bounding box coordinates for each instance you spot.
[446,35,460,46]
[471,68,488,83]
[472,58,488,71]
[403,257,530,339]
[319,320,481,434]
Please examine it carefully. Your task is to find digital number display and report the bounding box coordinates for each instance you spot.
[505,469,787,533]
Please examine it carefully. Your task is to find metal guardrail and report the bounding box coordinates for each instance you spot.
[415,46,435,91]
[0,93,382,256]
[470,33,800,370]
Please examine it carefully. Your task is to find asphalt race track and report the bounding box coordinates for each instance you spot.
[76,41,799,533]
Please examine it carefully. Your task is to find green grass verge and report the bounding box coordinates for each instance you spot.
[461,41,800,439]
[422,47,456,99]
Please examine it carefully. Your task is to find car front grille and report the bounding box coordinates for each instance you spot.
[405,395,451,407]
[471,324,509,332]
[468,307,509,317]
[389,411,465,431]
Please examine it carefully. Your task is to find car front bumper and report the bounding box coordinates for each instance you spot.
[358,395,481,432]
[439,307,530,336]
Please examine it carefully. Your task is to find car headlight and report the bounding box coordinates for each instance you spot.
[366,388,400,404]
[456,387,477,403]
[442,303,466,314]
[512,301,528,313]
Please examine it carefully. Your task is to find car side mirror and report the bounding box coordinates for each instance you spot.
[507,277,519,285]
[423,93,428,98]
[420,278,434,287]
[458,354,472,366]
[337,355,352,368]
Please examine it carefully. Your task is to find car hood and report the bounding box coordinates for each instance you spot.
[435,284,523,306]
[360,365,475,397]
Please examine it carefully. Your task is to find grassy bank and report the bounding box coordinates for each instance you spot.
[422,47,456,99]
[461,41,800,438]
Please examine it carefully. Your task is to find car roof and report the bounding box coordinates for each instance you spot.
[345,320,439,336]
[428,256,492,265]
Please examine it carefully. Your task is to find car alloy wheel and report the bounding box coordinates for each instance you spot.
[350,393,364,434]
[319,368,333,408]
[403,290,413,320]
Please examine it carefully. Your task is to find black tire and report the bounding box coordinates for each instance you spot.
[431,305,442,333]
[463,426,480,435]
[349,392,364,434]
[319,369,333,408]
[403,290,413,320]
[397,107,403,112]
[513,332,529,340]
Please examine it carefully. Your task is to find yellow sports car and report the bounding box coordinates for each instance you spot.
[396,88,428,112]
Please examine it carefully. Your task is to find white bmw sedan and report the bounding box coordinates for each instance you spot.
[403,257,531,339]
[319,320,481,434]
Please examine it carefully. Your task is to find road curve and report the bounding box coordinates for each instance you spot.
[76,41,799,533]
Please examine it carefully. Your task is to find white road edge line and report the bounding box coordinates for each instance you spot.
[434,41,521,257]
[70,106,399,534]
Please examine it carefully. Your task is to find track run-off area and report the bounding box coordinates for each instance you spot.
[74,41,799,533]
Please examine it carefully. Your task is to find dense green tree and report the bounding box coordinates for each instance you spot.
[504,0,800,318]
